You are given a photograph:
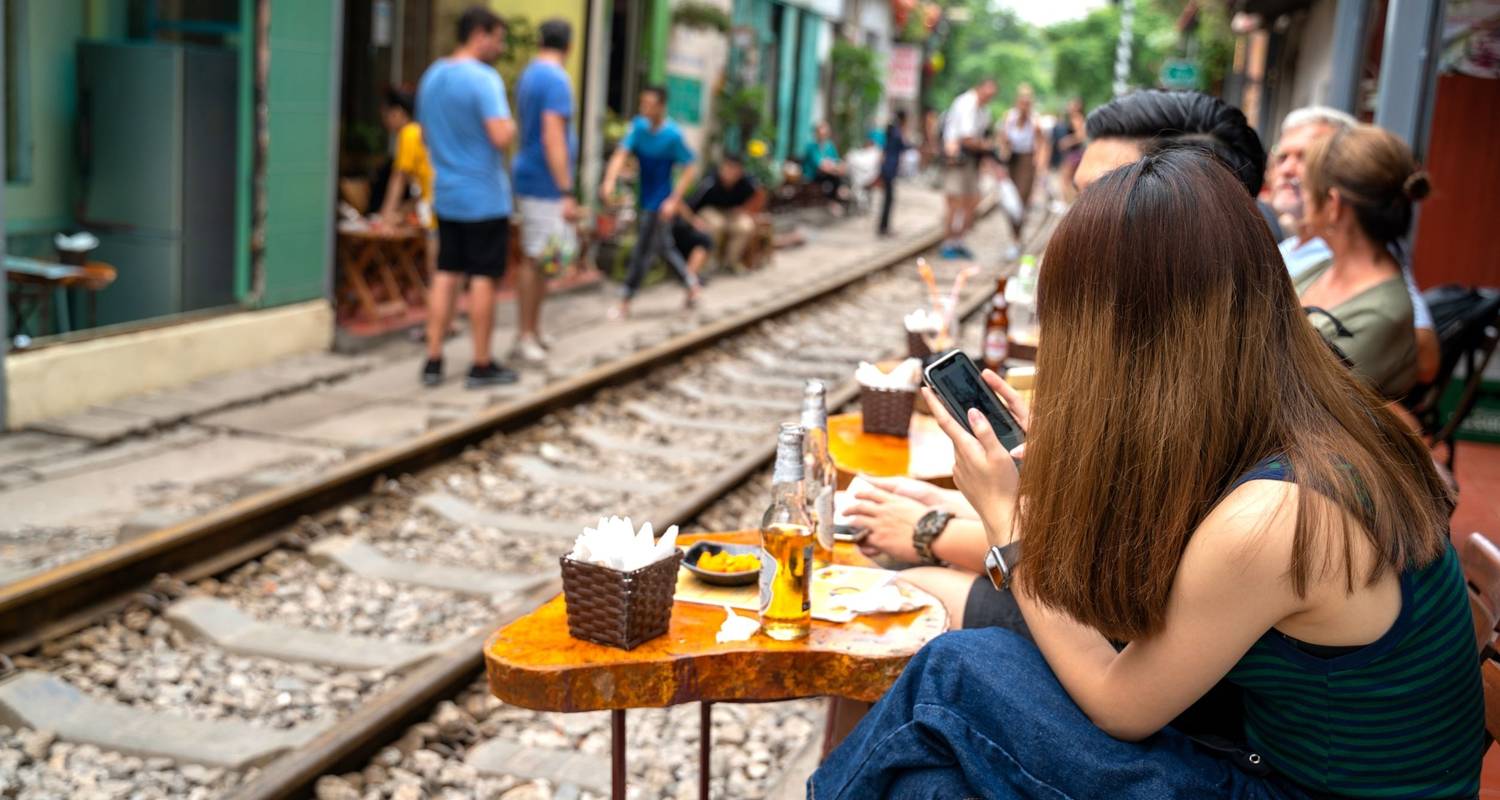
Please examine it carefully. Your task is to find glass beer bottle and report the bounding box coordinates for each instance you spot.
[982,275,1010,375]
[801,380,837,567]
[760,423,816,640]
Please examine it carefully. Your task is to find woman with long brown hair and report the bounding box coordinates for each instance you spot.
[810,147,1483,799]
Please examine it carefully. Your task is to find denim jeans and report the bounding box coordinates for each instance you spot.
[622,210,696,299]
[810,628,1313,800]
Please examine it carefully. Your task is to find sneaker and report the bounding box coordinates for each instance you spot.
[940,245,962,260]
[466,362,520,388]
[420,358,443,387]
[1002,244,1021,261]
[956,244,977,260]
[607,302,630,321]
[684,284,702,310]
[510,337,548,365]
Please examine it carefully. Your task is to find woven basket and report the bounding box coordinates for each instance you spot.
[861,387,916,437]
[560,550,683,650]
[906,330,933,360]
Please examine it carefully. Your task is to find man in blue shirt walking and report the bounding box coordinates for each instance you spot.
[599,86,702,320]
[415,6,517,388]
[511,18,577,364]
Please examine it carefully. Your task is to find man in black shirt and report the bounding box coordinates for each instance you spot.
[681,153,759,272]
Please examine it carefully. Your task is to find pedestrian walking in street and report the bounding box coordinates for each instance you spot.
[511,18,578,365]
[1000,84,1047,259]
[375,86,437,274]
[1050,97,1087,205]
[878,110,909,237]
[415,6,518,388]
[600,85,702,319]
[939,79,996,260]
[679,153,759,273]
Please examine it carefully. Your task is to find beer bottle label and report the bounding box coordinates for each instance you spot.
[984,330,1008,364]
[759,551,779,613]
[802,546,813,611]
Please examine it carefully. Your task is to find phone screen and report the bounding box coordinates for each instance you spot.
[924,352,1026,452]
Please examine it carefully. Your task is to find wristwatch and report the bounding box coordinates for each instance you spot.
[912,510,954,566]
[984,541,1022,590]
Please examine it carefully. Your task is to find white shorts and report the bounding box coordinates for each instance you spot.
[516,196,578,263]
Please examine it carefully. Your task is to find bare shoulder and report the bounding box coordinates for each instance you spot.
[1180,479,1304,592]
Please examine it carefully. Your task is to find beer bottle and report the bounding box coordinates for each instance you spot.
[760,423,816,640]
[982,274,1010,375]
[800,380,837,567]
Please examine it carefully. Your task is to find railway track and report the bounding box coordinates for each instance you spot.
[0,205,1057,800]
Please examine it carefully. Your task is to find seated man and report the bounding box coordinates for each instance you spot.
[680,153,759,272]
[801,122,849,211]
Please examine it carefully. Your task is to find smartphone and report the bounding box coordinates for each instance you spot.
[833,524,869,543]
[922,350,1026,452]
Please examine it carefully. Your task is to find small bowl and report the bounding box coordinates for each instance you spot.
[681,541,762,586]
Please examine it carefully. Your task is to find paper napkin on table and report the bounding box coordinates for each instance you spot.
[855,359,923,390]
[567,516,679,572]
[715,606,761,643]
[904,309,942,334]
[836,583,931,615]
[834,475,879,527]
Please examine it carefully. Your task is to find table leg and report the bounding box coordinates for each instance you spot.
[612,709,626,800]
[700,702,712,800]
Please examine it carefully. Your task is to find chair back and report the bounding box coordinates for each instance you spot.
[1404,286,1500,473]
[1458,532,1500,741]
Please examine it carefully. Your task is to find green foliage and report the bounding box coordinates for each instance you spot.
[828,41,883,153]
[672,1,732,33]
[1046,4,1174,110]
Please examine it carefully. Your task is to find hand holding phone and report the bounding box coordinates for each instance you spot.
[922,350,1026,453]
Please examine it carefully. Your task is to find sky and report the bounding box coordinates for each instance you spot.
[1001,0,1110,28]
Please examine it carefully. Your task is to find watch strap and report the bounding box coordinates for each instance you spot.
[913,510,954,566]
[984,540,1022,590]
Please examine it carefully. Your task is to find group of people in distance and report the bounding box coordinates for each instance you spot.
[815,89,1482,799]
[382,7,763,390]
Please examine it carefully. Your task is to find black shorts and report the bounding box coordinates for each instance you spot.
[671,219,712,257]
[437,217,510,278]
[961,575,1032,638]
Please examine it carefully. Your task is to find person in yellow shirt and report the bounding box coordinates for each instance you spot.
[378,87,437,270]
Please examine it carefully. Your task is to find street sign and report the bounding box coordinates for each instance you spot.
[888,45,921,101]
[1160,58,1200,90]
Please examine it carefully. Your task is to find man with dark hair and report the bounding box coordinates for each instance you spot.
[680,152,759,272]
[600,85,702,319]
[416,5,517,388]
[878,109,909,237]
[511,17,576,364]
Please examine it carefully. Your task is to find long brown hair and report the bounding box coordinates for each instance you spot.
[1018,147,1451,641]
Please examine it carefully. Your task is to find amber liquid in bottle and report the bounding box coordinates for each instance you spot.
[761,423,815,640]
[982,275,1011,375]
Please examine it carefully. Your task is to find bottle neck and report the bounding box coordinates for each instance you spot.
[800,404,827,431]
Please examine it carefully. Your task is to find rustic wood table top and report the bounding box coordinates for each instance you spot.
[826,411,956,489]
[484,530,948,712]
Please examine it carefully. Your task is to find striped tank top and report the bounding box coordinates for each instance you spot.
[1223,459,1484,799]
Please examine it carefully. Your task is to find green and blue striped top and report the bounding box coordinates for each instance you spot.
[1224,459,1484,799]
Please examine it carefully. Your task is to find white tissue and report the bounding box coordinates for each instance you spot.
[855,359,923,391]
[715,606,761,643]
[833,475,879,526]
[567,516,680,572]
[904,309,942,334]
[836,583,929,615]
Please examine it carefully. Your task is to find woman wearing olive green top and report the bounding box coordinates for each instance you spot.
[1295,123,1430,399]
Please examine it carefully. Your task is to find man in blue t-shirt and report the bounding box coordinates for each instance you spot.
[415,6,517,388]
[510,18,577,364]
[599,86,701,320]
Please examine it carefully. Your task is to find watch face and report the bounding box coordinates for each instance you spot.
[984,545,1007,591]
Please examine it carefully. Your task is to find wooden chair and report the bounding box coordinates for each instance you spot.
[1458,532,1500,741]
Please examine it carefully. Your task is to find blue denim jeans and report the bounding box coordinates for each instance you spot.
[810,628,1314,800]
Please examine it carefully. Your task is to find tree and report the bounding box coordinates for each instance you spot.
[828,42,883,153]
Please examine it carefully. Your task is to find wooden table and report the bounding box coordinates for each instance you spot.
[5,256,117,337]
[826,411,956,489]
[485,530,948,799]
[335,227,428,322]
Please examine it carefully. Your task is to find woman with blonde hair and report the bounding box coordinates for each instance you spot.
[811,147,1481,799]
[1296,124,1431,398]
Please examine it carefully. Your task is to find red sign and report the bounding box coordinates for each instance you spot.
[888,45,921,101]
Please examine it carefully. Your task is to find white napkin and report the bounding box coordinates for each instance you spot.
[837,583,931,615]
[855,359,923,391]
[715,606,761,643]
[53,231,100,253]
[567,516,680,572]
[834,475,879,526]
[904,309,942,334]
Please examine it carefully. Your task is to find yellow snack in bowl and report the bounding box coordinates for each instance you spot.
[698,550,760,573]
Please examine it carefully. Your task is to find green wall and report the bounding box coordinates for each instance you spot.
[4,3,86,243]
[260,0,340,308]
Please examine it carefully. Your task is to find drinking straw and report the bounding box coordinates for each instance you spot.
[941,265,978,334]
[917,258,942,314]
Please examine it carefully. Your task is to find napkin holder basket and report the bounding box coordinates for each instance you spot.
[560,550,683,650]
[861,386,916,437]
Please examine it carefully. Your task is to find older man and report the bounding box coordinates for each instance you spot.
[1268,107,1439,384]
